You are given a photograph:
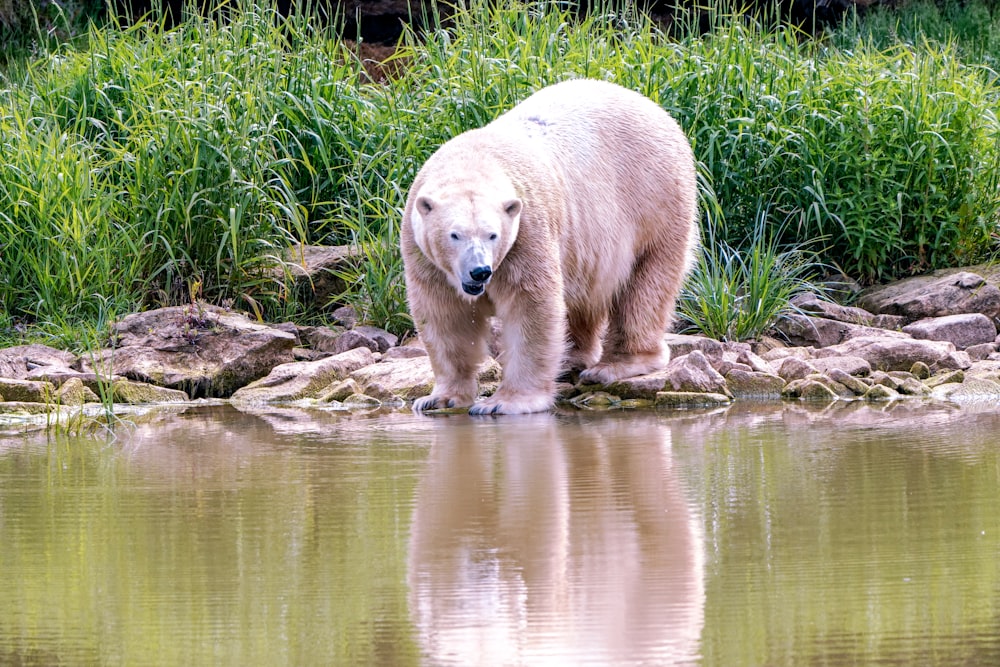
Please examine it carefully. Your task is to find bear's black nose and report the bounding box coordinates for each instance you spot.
[469,266,492,282]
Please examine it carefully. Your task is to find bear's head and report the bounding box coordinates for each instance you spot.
[409,184,522,299]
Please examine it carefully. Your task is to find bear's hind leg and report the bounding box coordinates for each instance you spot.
[563,307,604,377]
[578,251,676,385]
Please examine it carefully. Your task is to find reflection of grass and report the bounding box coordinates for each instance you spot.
[678,213,827,342]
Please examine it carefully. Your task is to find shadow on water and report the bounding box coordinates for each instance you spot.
[0,400,999,665]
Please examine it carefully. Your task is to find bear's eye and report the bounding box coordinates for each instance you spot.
[489,233,498,241]
[450,232,460,241]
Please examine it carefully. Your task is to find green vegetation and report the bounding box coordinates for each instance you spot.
[1,0,998,345]
[677,212,826,341]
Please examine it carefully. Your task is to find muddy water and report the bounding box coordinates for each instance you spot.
[1,401,998,666]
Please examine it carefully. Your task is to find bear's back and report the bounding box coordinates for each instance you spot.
[487,79,698,308]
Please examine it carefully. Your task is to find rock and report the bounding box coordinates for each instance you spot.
[350,356,502,403]
[231,347,375,404]
[55,377,100,406]
[810,355,871,377]
[897,377,931,396]
[277,244,361,310]
[88,305,297,398]
[111,379,190,404]
[760,345,814,363]
[827,369,870,396]
[331,305,359,328]
[809,373,856,399]
[736,349,774,374]
[0,401,56,415]
[773,313,908,348]
[571,391,621,407]
[349,356,436,401]
[966,343,998,361]
[812,336,970,372]
[869,370,902,391]
[864,384,900,401]
[342,393,382,408]
[790,292,877,324]
[925,369,965,388]
[382,345,427,360]
[782,378,839,401]
[317,378,364,403]
[777,356,818,382]
[654,391,731,407]
[605,371,671,400]
[901,313,998,350]
[858,270,1000,321]
[910,361,932,379]
[0,378,55,403]
[0,344,78,380]
[872,314,907,330]
[662,334,724,363]
[664,350,731,396]
[931,376,1000,402]
[724,369,785,399]
[301,325,348,353]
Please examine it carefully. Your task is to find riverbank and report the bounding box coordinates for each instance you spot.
[3,260,1000,433]
[2,0,998,346]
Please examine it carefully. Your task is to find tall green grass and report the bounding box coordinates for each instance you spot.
[1,0,998,343]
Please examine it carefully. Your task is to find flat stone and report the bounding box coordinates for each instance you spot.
[662,334,724,363]
[277,244,362,310]
[925,369,965,388]
[777,357,818,382]
[858,270,1000,320]
[966,343,998,361]
[0,344,77,380]
[864,384,900,401]
[654,391,731,407]
[605,371,670,400]
[901,313,997,349]
[724,369,785,399]
[111,379,190,404]
[663,350,731,396]
[0,378,55,403]
[790,293,878,325]
[231,347,375,404]
[774,313,909,348]
[782,378,838,402]
[55,378,100,406]
[827,369,870,395]
[811,355,871,377]
[812,336,970,372]
[931,376,1000,402]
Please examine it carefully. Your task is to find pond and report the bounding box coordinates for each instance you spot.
[1,401,998,666]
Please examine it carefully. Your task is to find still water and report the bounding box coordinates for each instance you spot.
[1,400,998,666]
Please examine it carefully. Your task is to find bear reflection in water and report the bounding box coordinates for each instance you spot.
[407,413,704,665]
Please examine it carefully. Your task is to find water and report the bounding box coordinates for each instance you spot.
[1,401,998,666]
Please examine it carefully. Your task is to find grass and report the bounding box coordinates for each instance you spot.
[0,0,998,346]
[678,211,827,341]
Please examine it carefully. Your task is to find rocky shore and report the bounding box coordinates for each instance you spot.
[4,257,1000,431]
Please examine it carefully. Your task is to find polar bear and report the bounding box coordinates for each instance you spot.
[401,78,699,415]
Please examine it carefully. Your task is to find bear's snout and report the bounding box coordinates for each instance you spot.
[469,266,492,282]
[462,265,492,296]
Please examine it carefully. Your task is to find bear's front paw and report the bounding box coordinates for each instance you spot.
[412,394,471,413]
[469,392,554,415]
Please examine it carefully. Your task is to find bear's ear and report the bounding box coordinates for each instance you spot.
[503,199,522,218]
[416,196,435,215]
